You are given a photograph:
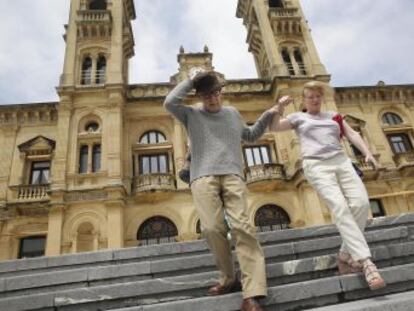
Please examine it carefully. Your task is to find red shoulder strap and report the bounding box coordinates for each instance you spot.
[332,114,344,139]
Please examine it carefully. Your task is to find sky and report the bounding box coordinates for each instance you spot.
[0,0,413,104]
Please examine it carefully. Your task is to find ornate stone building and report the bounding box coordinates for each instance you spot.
[0,0,413,261]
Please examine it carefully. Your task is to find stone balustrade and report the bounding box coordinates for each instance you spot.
[245,163,285,184]
[269,7,299,18]
[394,151,414,167]
[77,10,112,23]
[15,185,50,201]
[133,173,176,193]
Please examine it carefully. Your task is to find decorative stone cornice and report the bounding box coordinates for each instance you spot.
[0,103,58,127]
[335,84,414,105]
[127,79,272,100]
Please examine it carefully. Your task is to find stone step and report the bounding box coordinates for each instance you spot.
[0,228,412,298]
[1,213,413,277]
[0,222,410,281]
[101,263,414,311]
[306,290,414,311]
[0,246,413,311]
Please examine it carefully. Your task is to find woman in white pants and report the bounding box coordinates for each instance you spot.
[269,81,385,290]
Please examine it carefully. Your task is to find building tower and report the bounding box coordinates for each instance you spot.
[236,0,328,79]
[60,0,135,87]
[46,0,136,255]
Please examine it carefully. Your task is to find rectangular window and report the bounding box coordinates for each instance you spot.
[92,144,101,172]
[30,161,50,185]
[79,145,89,173]
[269,0,284,8]
[369,199,385,218]
[388,133,413,154]
[139,154,169,174]
[18,236,46,259]
[244,146,271,167]
[351,144,363,156]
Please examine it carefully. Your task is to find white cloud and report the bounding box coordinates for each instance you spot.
[301,0,414,86]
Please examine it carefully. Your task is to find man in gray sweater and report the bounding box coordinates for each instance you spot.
[164,70,275,311]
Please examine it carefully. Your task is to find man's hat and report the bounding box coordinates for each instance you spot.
[193,71,222,95]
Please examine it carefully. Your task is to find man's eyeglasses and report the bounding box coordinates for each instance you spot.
[200,90,221,100]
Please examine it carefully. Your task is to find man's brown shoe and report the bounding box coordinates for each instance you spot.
[207,279,242,296]
[241,298,263,311]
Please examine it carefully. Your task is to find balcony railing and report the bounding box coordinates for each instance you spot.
[80,70,106,86]
[245,163,285,184]
[133,174,176,193]
[354,155,377,171]
[393,151,414,167]
[77,10,112,23]
[269,8,299,18]
[15,184,50,201]
[76,10,112,39]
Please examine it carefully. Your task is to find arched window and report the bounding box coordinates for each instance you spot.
[382,112,403,125]
[89,0,107,10]
[139,131,167,144]
[369,199,386,218]
[294,48,307,75]
[281,49,294,75]
[81,57,93,85]
[196,219,202,234]
[76,222,95,253]
[95,55,106,84]
[85,121,100,132]
[254,204,291,232]
[137,216,178,246]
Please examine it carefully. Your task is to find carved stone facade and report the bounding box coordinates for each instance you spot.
[0,0,413,261]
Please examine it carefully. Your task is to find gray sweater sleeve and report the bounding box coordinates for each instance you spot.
[163,79,194,125]
[240,110,275,142]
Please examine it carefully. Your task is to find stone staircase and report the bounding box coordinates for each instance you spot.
[0,213,414,311]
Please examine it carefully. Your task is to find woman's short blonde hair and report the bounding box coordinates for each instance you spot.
[302,80,328,97]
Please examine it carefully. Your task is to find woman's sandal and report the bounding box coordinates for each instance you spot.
[362,259,386,290]
[337,252,363,275]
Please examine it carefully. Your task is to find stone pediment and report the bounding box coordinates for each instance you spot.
[18,136,56,155]
[343,114,366,128]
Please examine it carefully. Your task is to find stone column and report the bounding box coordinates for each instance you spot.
[107,1,124,84]
[289,48,300,76]
[51,96,72,192]
[106,201,124,249]
[60,0,80,86]
[173,120,187,189]
[252,0,287,76]
[45,205,65,256]
[0,126,18,205]
[105,91,124,186]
